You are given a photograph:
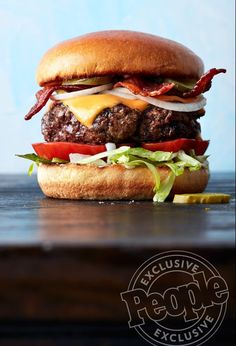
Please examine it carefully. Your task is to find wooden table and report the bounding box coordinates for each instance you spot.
[0,173,235,345]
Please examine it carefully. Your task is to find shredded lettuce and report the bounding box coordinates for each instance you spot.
[16,147,208,202]
[153,171,176,202]
[188,149,209,166]
[28,163,35,176]
[165,162,184,176]
[124,159,161,191]
[176,150,201,170]
[125,148,175,162]
[73,146,208,202]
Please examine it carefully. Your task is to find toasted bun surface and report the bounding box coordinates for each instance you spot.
[37,163,209,200]
[36,30,204,86]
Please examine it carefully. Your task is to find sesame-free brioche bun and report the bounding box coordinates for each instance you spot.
[37,163,209,200]
[36,30,204,86]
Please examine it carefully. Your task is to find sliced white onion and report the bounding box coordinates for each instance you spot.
[104,87,207,112]
[51,83,113,101]
[134,93,207,112]
[101,88,137,100]
[105,142,116,151]
[113,87,133,95]
[69,153,91,163]
[52,82,206,112]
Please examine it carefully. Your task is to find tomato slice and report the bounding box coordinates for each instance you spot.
[32,142,106,161]
[141,139,209,155]
[33,139,209,161]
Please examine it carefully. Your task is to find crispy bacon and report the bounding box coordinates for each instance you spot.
[24,85,90,120]
[25,87,57,120]
[115,69,226,99]
[114,77,175,97]
[183,68,226,98]
[25,68,226,120]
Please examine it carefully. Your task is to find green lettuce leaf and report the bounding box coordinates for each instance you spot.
[17,147,208,202]
[16,153,68,164]
[16,153,68,176]
[16,153,52,164]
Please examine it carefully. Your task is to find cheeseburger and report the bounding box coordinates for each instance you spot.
[19,30,226,201]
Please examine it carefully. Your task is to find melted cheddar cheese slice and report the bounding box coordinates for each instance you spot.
[63,94,148,128]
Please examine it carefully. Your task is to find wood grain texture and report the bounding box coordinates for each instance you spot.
[0,173,234,247]
[0,173,235,344]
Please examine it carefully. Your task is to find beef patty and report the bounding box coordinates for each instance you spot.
[139,106,202,142]
[42,102,203,144]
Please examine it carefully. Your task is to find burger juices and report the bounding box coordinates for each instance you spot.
[18,30,226,201]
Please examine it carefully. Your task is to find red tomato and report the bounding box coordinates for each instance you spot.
[141,139,209,155]
[33,139,209,161]
[32,142,106,161]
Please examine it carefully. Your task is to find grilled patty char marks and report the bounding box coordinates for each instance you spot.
[42,102,203,144]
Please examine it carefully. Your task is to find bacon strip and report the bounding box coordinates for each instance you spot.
[25,68,226,120]
[183,68,226,98]
[115,69,226,99]
[25,85,90,120]
[114,77,175,97]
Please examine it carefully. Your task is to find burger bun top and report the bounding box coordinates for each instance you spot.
[36,30,204,86]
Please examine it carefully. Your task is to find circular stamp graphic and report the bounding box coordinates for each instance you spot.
[121,251,229,346]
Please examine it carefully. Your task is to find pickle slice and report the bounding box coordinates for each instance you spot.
[164,78,196,92]
[62,76,112,86]
[173,193,231,204]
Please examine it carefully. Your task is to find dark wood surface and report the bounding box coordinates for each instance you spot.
[0,173,235,247]
[0,173,235,345]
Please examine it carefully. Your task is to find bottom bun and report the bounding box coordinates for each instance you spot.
[37,163,209,200]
